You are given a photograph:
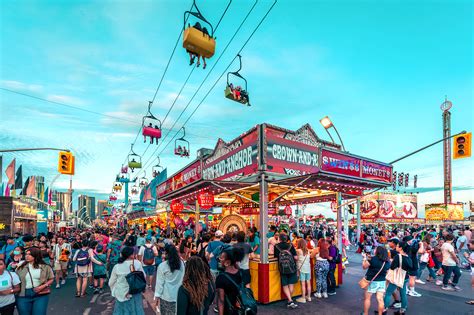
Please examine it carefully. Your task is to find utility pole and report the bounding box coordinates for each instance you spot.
[441,98,453,205]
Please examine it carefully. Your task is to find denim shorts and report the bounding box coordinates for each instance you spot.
[299,272,311,281]
[367,280,386,293]
[143,265,155,276]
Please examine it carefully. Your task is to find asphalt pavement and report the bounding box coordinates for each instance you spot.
[44,251,473,315]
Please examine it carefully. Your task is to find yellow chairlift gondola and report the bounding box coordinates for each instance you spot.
[113,182,122,192]
[225,54,250,106]
[183,0,215,69]
[127,144,142,172]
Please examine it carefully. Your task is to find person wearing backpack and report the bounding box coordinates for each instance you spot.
[92,245,107,294]
[327,236,339,296]
[137,236,157,289]
[109,246,146,315]
[107,235,123,277]
[274,234,298,309]
[196,233,210,265]
[216,246,253,315]
[72,240,94,297]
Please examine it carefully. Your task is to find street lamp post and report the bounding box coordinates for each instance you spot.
[320,116,346,151]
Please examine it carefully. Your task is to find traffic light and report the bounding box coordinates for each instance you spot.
[453,132,471,159]
[58,151,75,175]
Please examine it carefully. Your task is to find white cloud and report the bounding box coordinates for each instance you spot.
[1,80,43,92]
[46,94,86,106]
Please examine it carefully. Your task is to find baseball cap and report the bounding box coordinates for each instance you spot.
[215,230,224,237]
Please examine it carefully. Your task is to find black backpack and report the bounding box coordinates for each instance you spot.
[125,259,146,295]
[223,271,257,315]
[276,244,297,275]
[332,246,342,264]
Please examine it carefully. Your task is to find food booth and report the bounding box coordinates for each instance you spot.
[157,123,393,303]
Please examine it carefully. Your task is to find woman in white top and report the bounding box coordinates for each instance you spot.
[155,245,185,315]
[0,258,21,315]
[109,246,145,315]
[295,238,311,303]
[15,248,54,315]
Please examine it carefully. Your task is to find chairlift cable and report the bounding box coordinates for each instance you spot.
[156,0,277,159]
[133,0,260,178]
[214,0,233,33]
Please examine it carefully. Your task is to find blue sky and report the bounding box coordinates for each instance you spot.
[1,0,472,215]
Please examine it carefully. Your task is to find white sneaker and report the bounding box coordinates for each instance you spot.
[393,302,402,308]
[408,290,422,297]
[322,292,328,298]
[296,297,306,303]
[56,284,60,289]
[61,279,66,285]
[306,296,312,302]
[436,280,443,286]
[314,292,322,298]
[415,279,425,284]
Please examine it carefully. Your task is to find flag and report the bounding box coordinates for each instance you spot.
[15,165,23,189]
[26,176,36,197]
[21,177,30,195]
[5,159,15,185]
[5,184,10,197]
[0,183,3,197]
[0,155,3,182]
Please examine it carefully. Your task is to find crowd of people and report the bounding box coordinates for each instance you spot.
[0,223,471,315]
[358,225,473,315]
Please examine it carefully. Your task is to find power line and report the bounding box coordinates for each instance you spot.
[157,0,278,164]
[133,0,261,179]
[0,87,138,124]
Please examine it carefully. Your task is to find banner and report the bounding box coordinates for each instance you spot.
[157,162,201,197]
[320,149,392,184]
[360,193,417,220]
[15,165,23,189]
[265,125,319,176]
[202,128,258,181]
[425,203,464,221]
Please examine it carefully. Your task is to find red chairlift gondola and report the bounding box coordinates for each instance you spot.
[174,127,190,158]
[225,54,250,106]
[109,194,118,201]
[142,101,162,145]
[121,165,128,174]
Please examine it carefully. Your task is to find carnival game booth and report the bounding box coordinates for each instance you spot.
[157,123,393,303]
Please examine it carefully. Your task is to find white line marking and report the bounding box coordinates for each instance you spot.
[90,295,98,303]
[83,307,91,315]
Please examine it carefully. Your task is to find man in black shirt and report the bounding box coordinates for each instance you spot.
[274,234,298,309]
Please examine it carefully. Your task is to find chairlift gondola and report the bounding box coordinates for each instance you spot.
[121,165,128,174]
[109,194,118,201]
[127,144,142,172]
[183,0,216,69]
[117,172,130,183]
[225,54,250,106]
[152,156,163,178]
[142,101,162,145]
[139,172,149,188]
[174,127,190,158]
[113,182,122,192]
[131,185,139,195]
